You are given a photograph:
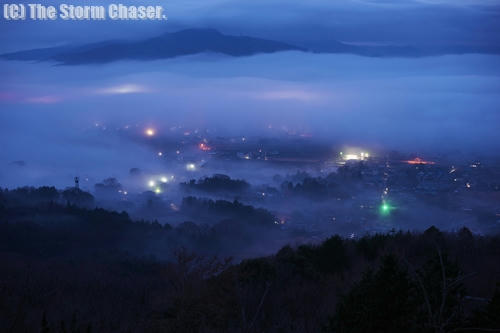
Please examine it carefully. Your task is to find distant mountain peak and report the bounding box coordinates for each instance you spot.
[1,29,304,65]
[171,28,222,35]
[3,28,495,64]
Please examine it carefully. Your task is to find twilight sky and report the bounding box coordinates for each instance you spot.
[0,0,499,52]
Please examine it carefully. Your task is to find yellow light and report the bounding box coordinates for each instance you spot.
[155,187,161,194]
[344,154,360,161]
[145,128,155,136]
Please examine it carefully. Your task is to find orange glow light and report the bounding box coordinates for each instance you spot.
[405,157,435,165]
[199,143,211,151]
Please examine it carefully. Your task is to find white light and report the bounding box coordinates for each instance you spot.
[98,84,148,95]
[186,163,196,171]
[158,152,163,156]
[160,177,168,183]
[145,128,155,137]
[148,180,155,187]
[344,154,360,161]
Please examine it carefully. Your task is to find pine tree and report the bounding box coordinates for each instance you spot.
[40,312,50,333]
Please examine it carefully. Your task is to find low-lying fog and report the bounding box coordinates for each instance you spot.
[1,52,499,241]
[1,52,499,187]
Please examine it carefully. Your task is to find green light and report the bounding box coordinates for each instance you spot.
[380,201,393,216]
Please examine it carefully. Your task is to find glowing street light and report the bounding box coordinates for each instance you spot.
[145,128,155,137]
[199,143,211,151]
[160,176,168,183]
[379,201,393,216]
[344,154,360,161]
[186,163,196,171]
[148,180,155,187]
[340,149,371,161]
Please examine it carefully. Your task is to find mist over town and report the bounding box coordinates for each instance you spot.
[1,0,500,332]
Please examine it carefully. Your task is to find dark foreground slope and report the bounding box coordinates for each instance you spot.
[0,187,499,333]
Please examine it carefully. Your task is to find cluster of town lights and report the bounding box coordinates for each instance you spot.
[340,151,370,161]
[147,175,174,194]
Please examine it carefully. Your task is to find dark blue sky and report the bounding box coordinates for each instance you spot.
[0,0,499,52]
